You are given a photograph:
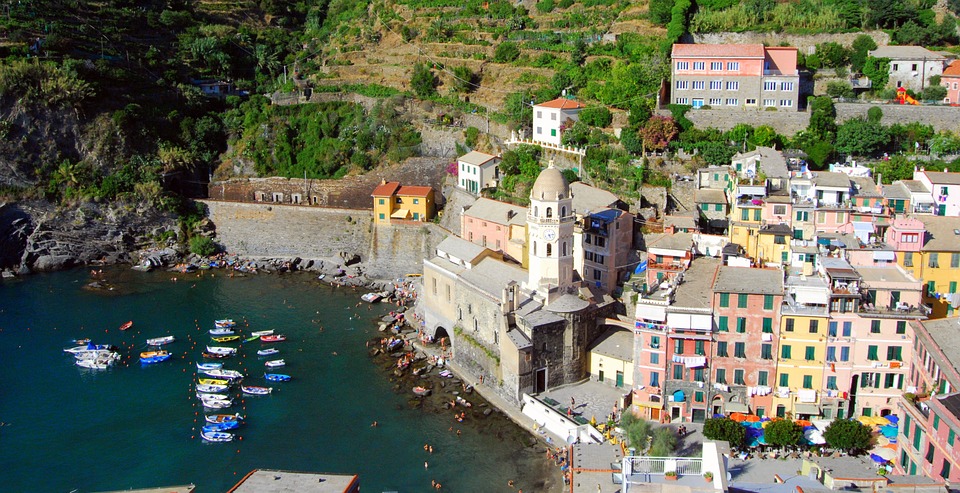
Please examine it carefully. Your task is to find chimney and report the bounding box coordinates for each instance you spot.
[876,173,881,186]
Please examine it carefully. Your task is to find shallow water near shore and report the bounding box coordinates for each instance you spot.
[0,268,558,492]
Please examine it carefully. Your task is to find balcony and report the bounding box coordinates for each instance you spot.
[858,302,928,318]
[648,260,687,272]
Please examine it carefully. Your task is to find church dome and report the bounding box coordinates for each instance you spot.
[530,163,570,201]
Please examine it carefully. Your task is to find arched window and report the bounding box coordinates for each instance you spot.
[562,242,567,256]
[561,206,567,217]
[532,242,536,256]
[546,207,553,218]
[533,206,538,217]
[547,244,552,257]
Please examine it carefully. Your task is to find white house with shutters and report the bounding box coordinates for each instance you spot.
[532,97,585,147]
[457,151,501,195]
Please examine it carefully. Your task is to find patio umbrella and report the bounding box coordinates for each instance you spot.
[876,436,890,446]
[804,429,826,445]
[873,417,891,427]
[730,412,747,422]
[880,425,899,438]
[795,419,813,428]
[745,415,761,423]
[870,454,887,464]
[566,435,577,444]
[871,447,896,461]
[858,416,875,426]
[886,416,900,424]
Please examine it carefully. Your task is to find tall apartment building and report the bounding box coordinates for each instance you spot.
[670,44,800,111]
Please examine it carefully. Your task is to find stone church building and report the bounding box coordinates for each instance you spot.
[418,164,616,404]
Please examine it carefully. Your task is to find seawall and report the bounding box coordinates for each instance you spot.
[201,200,449,279]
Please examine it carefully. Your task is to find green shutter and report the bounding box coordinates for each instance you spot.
[738,293,748,308]
[779,373,789,387]
[764,295,773,310]
[719,293,729,307]
[782,345,792,359]
[803,375,813,389]
[718,316,728,331]
[868,345,878,360]
[762,318,773,333]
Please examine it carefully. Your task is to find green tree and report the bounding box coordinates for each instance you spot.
[621,127,644,155]
[826,81,854,99]
[816,42,850,68]
[579,106,613,127]
[807,96,837,140]
[696,141,737,166]
[867,106,883,123]
[823,419,873,454]
[650,427,679,456]
[664,0,692,50]
[930,132,960,156]
[620,413,653,451]
[835,118,889,156]
[190,236,217,257]
[873,155,916,182]
[410,63,437,98]
[802,139,835,168]
[764,419,803,449]
[570,39,587,66]
[649,0,676,25]
[850,35,878,72]
[863,57,891,90]
[753,125,782,148]
[499,150,521,175]
[703,418,747,449]
[493,42,521,63]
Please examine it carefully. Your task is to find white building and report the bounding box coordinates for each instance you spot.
[532,98,584,147]
[456,151,501,195]
[867,46,946,92]
[526,162,576,303]
[914,168,960,217]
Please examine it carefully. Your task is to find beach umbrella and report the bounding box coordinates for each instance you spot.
[566,435,577,444]
[880,425,899,438]
[876,436,890,446]
[858,416,874,426]
[745,415,761,423]
[871,447,896,461]
[870,454,887,463]
[873,417,891,427]
[804,429,826,445]
[730,412,747,422]
[886,416,900,424]
[795,419,813,428]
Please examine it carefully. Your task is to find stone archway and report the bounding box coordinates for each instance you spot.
[433,326,451,346]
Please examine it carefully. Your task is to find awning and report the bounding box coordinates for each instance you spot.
[797,389,818,403]
[726,402,750,414]
[672,390,685,402]
[636,304,667,322]
[795,289,829,305]
[666,312,712,331]
[391,208,410,219]
[795,404,821,416]
[853,221,873,233]
[873,250,896,261]
[635,400,664,409]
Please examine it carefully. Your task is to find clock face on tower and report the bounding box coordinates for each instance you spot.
[542,228,557,241]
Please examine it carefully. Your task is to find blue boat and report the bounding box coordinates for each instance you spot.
[264,373,291,382]
[139,350,172,364]
[203,421,240,432]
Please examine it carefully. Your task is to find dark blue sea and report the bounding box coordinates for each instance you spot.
[0,269,553,492]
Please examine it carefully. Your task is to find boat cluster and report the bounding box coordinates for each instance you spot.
[197,319,292,443]
[65,343,121,369]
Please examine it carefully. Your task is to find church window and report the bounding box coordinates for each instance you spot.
[547,244,552,257]
[533,206,538,216]
[562,242,567,256]
[546,207,553,218]
[561,206,567,216]
[532,242,537,256]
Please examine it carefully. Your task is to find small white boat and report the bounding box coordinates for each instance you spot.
[201,431,234,442]
[257,348,280,356]
[209,328,235,336]
[214,319,236,328]
[241,385,273,395]
[197,391,231,400]
[206,413,243,424]
[64,343,112,354]
[264,359,285,368]
[74,349,118,361]
[197,383,229,393]
[250,329,274,337]
[203,369,243,380]
[200,396,233,409]
[76,359,111,369]
[206,346,237,355]
[197,362,223,371]
[145,335,175,346]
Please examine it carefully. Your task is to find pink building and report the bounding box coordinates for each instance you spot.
[670,44,800,110]
[644,233,694,291]
[897,319,960,480]
[941,60,960,105]
[460,198,527,262]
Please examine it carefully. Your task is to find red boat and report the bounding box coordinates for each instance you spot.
[119,321,133,331]
[202,352,231,359]
[260,334,287,342]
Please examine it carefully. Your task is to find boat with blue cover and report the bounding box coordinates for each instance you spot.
[264,373,291,382]
[139,350,172,364]
[205,413,243,424]
[203,420,240,432]
[200,431,234,442]
[196,362,223,371]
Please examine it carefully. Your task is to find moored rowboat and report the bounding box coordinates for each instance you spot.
[197,362,223,371]
[250,330,274,337]
[260,334,286,342]
[203,369,243,380]
[145,335,175,346]
[211,335,240,343]
[241,385,273,395]
[200,431,233,442]
[264,373,291,382]
[139,350,172,364]
[119,320,133,331]
[264,359,285,368]
[257,348,280,356]
[206,413,244,424]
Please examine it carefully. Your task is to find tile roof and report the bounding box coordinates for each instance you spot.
[436,235,489,264]
[371,181,401,196]
[535,97,585,110]
[649,232,694,252]
[900,180,930,193]
[672,257,721,309]
[462,197,528,226]
[672,43,765,59]
[713,266,784,295]
[460,256,527,298]
[851,176,881,197]
[458,151,499,167]
[944,60,960,77]
[917,215,960,252]
[920,170,960,186]
[882,182,911,200]
[397,185,433,197]
[571,182,621,212]
[588,329,634,362]
[918,318,960,376]
[868,45,946,60]
[812,171,852,189]
[695,189,727,204]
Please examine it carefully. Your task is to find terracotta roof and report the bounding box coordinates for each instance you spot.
[397,185,433,197]
[371,181,401,196]
[535,97,585,110]
[944,60,960,77]
[671,43,765,59]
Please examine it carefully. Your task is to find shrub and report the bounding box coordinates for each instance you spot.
[464,126,480,147]
[536,0,555,13]
[410,63,437,98]
[189,236,217,257]
[493,42,521,63]
[826,81,854,99]
[923,84,947,102]
[579,106,613,127]
[867,106,883,123]
[703,417,746,449]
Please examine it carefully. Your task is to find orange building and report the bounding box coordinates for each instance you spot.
[371,181,435,225]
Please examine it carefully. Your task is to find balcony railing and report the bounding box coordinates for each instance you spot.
[624,457,703,476]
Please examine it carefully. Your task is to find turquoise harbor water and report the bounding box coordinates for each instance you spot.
[0,269,550,492]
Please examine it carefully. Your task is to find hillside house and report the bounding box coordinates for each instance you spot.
[867,46,946,92]
[371,181,435,225]
[670,44,800,111]
[532,98,584,146]
[456,151,501,195]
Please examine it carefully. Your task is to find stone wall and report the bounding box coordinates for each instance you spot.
[201,200,449,279]
[665,103,960,134]
[689,31,890,54]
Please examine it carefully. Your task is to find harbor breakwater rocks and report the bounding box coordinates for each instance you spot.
[200,200,449,281]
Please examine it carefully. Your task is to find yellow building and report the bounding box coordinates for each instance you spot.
[728,201,763,260]
[774,299,829,419]
[587,329,633,389]
[896,216,960,318]
[372,181,436,225]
